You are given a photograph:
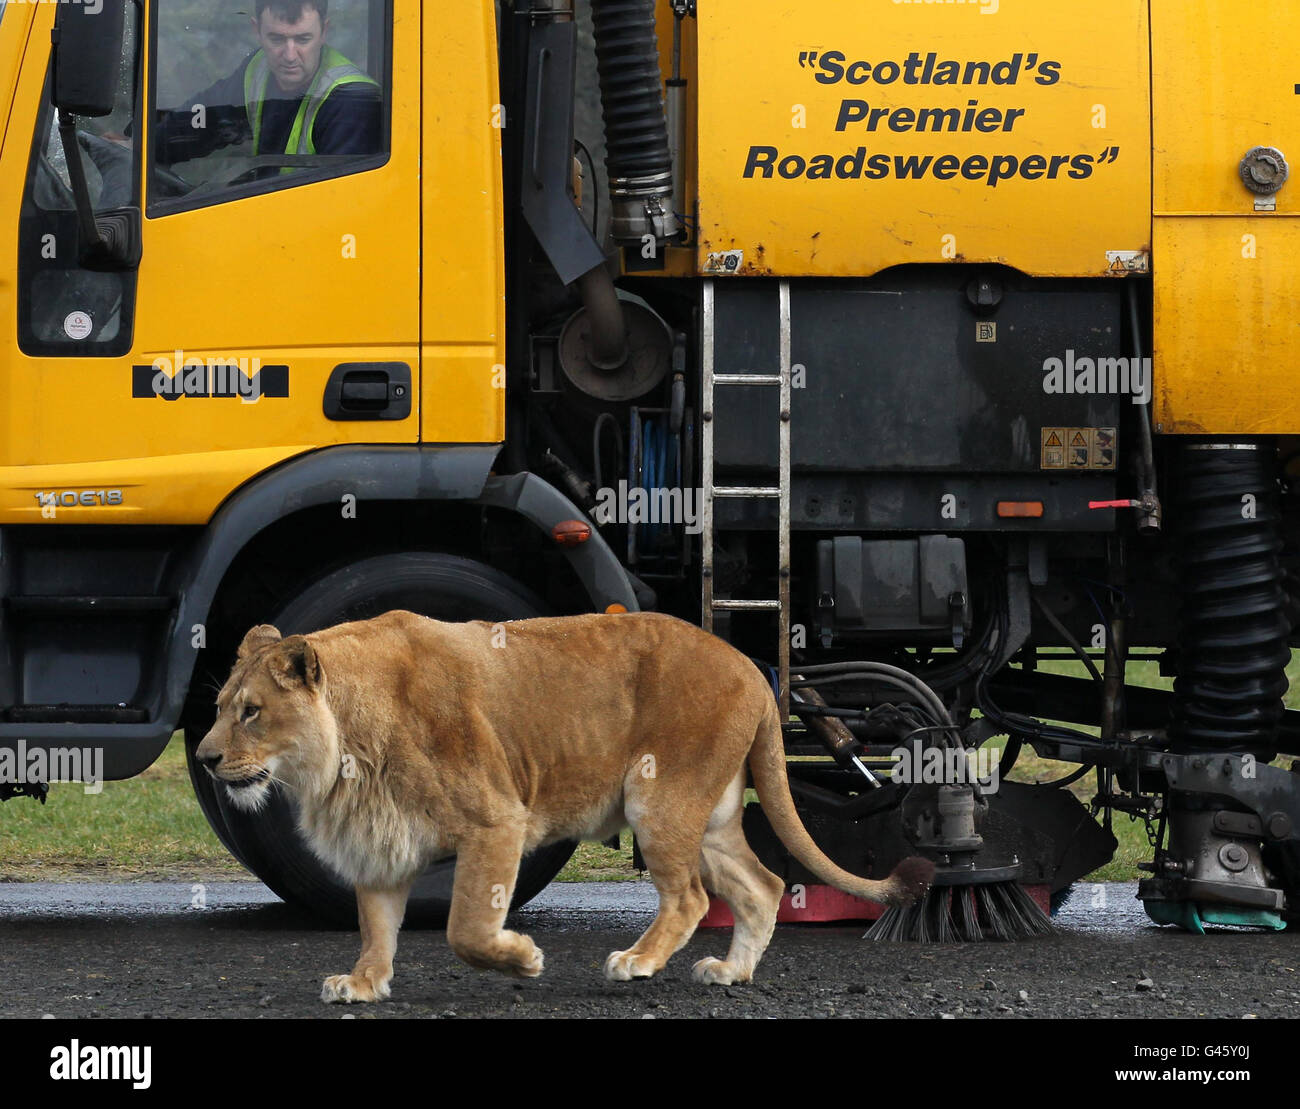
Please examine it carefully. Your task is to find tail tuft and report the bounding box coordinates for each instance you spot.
[886,856,936,906]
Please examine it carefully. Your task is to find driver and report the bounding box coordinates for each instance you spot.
[153,0,381,174]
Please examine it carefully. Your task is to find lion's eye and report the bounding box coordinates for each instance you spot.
[241,704,260,723]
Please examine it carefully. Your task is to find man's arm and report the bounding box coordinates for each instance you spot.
[310,83,384,157]
[153,58,254,166]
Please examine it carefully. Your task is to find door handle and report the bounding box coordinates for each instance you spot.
[323,362,412,421]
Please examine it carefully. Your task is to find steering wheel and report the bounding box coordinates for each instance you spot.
[152,162,196,198]
[75,129,194,199]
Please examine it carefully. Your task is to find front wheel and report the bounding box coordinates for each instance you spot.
[185,552,577,927]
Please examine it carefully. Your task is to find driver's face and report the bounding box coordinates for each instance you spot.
[251,8,329,96]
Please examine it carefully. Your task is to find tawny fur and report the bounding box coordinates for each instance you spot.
[196,610,934,1002]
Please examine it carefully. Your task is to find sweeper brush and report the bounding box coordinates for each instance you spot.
[791,665,1056,942]
[866,875,1054,943]
[865,778,1055,942]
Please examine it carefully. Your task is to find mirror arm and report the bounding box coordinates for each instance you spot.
[57,110,106,255]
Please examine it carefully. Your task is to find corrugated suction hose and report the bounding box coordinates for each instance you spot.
[1171,443,1290,757]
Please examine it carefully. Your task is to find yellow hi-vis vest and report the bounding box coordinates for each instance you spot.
[242,45,377,160]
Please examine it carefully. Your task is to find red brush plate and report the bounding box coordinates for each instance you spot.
[700,883,1051,927]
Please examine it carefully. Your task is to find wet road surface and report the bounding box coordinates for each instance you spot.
[1,881,1297,1018]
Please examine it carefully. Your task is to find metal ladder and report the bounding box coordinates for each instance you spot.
[700,280,792,719]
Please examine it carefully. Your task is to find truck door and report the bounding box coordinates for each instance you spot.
[1,0,419,527]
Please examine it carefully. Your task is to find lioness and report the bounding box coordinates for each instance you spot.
[196,610,933,1002]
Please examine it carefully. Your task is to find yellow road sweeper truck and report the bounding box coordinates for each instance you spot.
[2,0,1299,935]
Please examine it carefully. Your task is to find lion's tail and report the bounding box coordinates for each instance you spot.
[747,697,935,906]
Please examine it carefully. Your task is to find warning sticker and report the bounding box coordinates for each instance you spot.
[1041,429,1064,469]
[703,249,745,276]
[1105,250,1149,274]
[1093,426,1116,470]
[1069,430,1090,468]
[1041,427,1116,470]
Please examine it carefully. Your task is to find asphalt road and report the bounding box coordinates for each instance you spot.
[1,881,1298,1019]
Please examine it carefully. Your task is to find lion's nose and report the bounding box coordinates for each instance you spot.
[198,752,222,773]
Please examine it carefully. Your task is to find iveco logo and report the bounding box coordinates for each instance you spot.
[132,356,289,403]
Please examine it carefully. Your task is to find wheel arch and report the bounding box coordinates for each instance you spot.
[169,445,639,734]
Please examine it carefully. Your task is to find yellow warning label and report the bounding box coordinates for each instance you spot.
[1041,427,1117,471]
[1068,431,1090,468]
[1041,428,1065,469]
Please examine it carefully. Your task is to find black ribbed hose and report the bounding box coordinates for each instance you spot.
[591,0,673,192]
[1170,443,1290,757]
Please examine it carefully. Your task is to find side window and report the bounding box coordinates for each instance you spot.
[17,2,141,356]
[148,0,390,213]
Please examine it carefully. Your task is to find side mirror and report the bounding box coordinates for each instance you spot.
[52,2,126,118]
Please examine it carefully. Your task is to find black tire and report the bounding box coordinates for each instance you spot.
[185,731,249,867]
[185,552,577,927]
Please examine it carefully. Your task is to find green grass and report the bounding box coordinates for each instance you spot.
[993,651,1300,882]
[0,733,245,882]
[556,830,639,883]
[6,652,1300,884]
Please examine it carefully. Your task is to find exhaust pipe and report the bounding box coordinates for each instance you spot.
[575,265,629,371]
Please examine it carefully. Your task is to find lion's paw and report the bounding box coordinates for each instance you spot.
[692,957,747,986]
[320,973,390,1004]
[604,950,659,982]
[512,942,545,979]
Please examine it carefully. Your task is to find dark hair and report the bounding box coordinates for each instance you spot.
[255,1,328,24]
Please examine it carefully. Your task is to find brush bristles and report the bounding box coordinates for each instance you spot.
[954,886,982,942]
[865,881,1052,942]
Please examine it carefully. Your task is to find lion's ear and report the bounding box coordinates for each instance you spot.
[238,624,282,659]
[267,636,323,691]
